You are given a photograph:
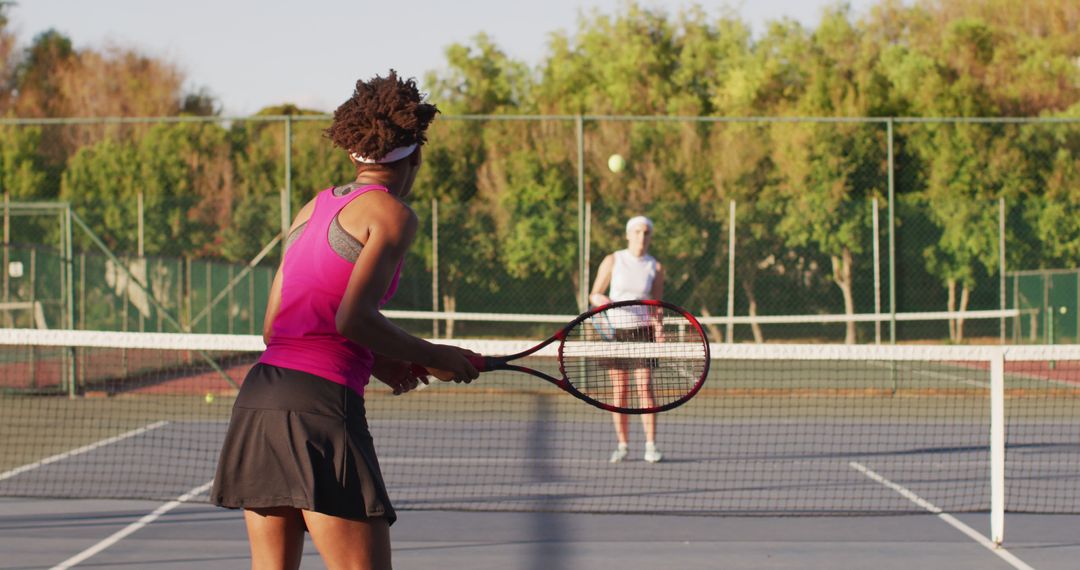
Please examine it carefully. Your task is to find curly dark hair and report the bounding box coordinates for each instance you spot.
[325,70,439,162]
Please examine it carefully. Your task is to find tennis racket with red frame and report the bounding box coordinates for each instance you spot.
[414,300,710,414]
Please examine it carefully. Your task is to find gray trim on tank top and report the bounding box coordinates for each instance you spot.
[283,184,367,263]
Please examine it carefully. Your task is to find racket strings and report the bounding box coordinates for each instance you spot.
[562,306,708,411]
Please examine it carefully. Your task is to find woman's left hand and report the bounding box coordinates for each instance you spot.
[372,354,429,395]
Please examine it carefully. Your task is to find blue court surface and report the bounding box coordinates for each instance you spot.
[2,497,1078,569]
[2,356,1078,569]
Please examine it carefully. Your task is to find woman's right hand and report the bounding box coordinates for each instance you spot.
[425,344,481,383]
[589,293,612,307]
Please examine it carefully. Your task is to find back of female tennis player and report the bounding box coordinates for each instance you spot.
[212,71,479,570]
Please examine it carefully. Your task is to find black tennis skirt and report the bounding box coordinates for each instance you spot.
[211,363,396,525]
[605,326,658,370]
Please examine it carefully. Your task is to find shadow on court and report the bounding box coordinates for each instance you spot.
[3,497,1080,569]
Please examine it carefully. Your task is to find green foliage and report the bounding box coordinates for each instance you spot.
[60,138,139,252]
[60,122,231,256]
[14,29,75,116]
[497,150,577,280]
[0,126,46,199]
[5,0,1080,330]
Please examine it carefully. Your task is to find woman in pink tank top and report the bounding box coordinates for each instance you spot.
[212,71,479,570]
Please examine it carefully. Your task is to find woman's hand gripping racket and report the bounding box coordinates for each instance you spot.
[413,300,710,414]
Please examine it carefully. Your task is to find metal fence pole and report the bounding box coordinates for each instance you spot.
[576,115,586,311]
[887,118,896,344]
[137,191,144,332]
[29,248,36,385]
[64,206,75,396]
[432,198,439,338]
[65,204,74,331]
[282,116,293,238]
[873,197,881,345]
[584,200,592,304]
[999,197,1006,344]
[2,194,8,326]
[726,200,736,344]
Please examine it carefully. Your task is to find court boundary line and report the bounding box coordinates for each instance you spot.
[0,421,168,481]
[849,461,1033,570]
[870,360,987,388]
[48,479,214,570]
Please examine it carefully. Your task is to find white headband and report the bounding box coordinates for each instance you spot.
[626,216,653,235]
[350,143,418,164]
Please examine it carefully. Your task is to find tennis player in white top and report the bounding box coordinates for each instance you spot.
[588,216,665,463]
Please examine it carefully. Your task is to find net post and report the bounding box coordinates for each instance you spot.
[990,348,1005,546]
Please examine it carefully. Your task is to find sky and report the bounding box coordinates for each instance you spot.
[10,0,881,116]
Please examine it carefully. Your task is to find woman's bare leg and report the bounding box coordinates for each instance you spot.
[303,510,392,570]
[244,507,306,570]
[634,368,656,443]
[609,369,630,445]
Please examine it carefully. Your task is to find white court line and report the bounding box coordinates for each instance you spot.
[381,457,601,465]
[869,360,987,388]
[849,461,1034,570]
[0,421,168,481]
[49,479,214,570]
[880,359,1080,390]
[1000,369,1080,389]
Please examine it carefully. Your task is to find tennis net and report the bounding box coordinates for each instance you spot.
[1,329,1078,524]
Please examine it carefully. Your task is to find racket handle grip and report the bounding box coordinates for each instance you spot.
[408,357,488,380]
[467,354,489,372]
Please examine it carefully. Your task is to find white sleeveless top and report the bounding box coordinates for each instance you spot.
[608,249,658,328]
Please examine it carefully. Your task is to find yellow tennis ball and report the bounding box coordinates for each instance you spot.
[204,392,215,404]
[608,153,625,173]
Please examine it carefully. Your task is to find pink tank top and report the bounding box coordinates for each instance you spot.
[260,185,403,395]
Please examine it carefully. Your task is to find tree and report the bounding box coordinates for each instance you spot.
[414,34,530,331]
[134,122,231,257]
[59,138,139,252]
[222,105,352,263]
[880,12,1031,340]
[538,3,749,321]
[12,29,75,118]
[1016,115,1080,270]
[764,8,889,343]
[60,122,232,257]
[0,4,16,113]
[0,125,46,199]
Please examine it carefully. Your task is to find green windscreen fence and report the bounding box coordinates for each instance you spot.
[1010,270,1080,344]
[3,242,275,334]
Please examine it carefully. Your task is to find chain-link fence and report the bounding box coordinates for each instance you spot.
[2,115,1078,342]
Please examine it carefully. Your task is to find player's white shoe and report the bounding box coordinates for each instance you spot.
[644,442,663,463]
[609,443,628,463]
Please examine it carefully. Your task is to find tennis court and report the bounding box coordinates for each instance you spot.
[4,499,1080,569]
[1,330,1079,568]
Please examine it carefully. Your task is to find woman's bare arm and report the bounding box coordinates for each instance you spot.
[588,254,615,307]
[334,192,476,379]
[650,261,664,300]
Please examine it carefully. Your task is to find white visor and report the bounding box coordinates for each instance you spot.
[626,215,654,236]
[351,143,418,164]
